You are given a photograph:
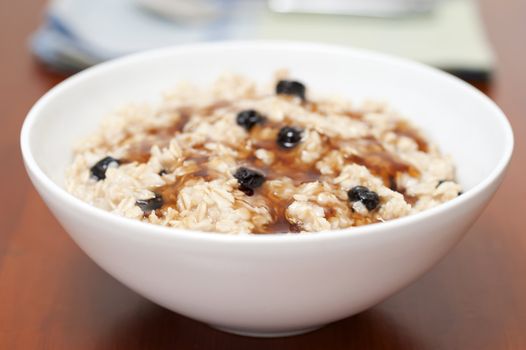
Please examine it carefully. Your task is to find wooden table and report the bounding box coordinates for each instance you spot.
[1,0,525,348]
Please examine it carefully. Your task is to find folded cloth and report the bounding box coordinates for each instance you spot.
[32,0,260,71]
[32,14,102,72]
[31,0,494,80]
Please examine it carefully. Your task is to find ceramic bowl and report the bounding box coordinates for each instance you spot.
[20,42,513,337]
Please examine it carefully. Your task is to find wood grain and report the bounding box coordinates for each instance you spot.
[1,0,525,348]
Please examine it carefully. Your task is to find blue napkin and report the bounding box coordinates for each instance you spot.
[32,0,494,79]
[32,0,260,71]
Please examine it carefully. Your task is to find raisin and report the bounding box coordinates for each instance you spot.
[236,109,265,131]
[276,80,306,100]
[233,167,265,196]
[277,126,302,149]
[348,186,380,211]
[136,193,164,214]
[90,156,120,181]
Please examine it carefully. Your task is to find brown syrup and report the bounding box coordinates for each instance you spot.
[351,212,377,226]
[333,136,420,188]
[324,207,336,219]
[264,217,301,234]
[257,184,299,234]
[121,102,422,233]
[153,175,191,214]
[393,121,429,152]
[306,101,319,113]
[124,141,154,163]
[120,107,193,164]
[232,123,322,233]
[397,187,418,206]
[184,156,213,180]
[122,103,230,165]
[242,122,324,184]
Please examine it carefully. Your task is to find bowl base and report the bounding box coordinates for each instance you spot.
[211,324,323,338]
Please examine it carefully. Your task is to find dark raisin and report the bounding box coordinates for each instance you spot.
[348,186,380,211]
[236,109,265,131]
[348,186,368,202]
[276,80,306,100]
[136,193,164,214]
[239,186,254,196]
[90,156,120,181]
[233,167,265,196]
[159,169,168,176]
[277,126,302,149]
[458,191,463,196]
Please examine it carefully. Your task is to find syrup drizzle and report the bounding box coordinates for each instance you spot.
[120,102,423,233]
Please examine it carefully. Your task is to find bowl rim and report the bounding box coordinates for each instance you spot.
[20,40,514,244]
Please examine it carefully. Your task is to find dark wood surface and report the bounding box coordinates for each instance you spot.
[1,0,525,348]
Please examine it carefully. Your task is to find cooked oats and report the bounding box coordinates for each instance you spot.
[66,73,461,234]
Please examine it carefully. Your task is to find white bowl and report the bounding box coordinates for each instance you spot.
[20,41,513,337]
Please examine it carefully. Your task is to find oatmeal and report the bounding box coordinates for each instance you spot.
[66,73,461,234]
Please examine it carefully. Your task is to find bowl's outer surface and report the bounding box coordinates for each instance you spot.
[21,42,513,336]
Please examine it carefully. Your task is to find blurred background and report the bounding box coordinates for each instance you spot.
[31,0,493,82]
